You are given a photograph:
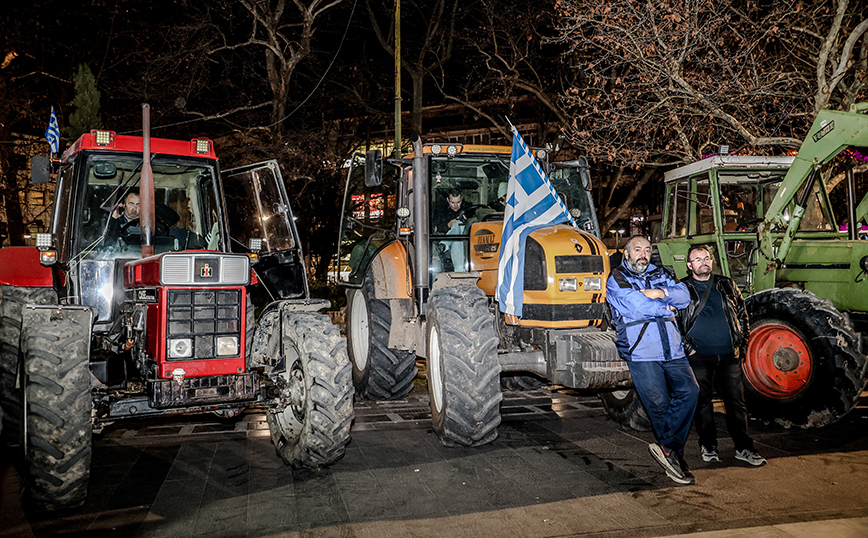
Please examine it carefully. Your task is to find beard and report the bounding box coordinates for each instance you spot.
[693,265,712,277]
[626,256,649,273]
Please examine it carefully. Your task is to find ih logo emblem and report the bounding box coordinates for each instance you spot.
[201,263,213,278]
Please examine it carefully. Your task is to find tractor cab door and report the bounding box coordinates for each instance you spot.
[549,157,601,238]
[336,156,401,286]
[222,160,307,299]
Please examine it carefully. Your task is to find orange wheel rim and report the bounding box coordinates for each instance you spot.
[744,322,812,399]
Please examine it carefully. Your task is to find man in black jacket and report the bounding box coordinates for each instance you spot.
[679,245,766,467]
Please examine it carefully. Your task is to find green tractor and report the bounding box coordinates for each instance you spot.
[655,102,868,428]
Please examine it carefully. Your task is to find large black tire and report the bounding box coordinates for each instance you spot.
[599,388,652,431]
[426,284,501,447]
[345,273,417,400]
[22,307,92,511]
[266,311,354,468]
[0,286,57,446]
[744,288,868,428]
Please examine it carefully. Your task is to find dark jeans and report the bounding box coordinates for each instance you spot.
[627,358,699,456]
[688,352,755,452]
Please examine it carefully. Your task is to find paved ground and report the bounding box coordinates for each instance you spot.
[2,379,868,538]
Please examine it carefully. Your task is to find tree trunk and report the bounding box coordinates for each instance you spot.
[600,168,655,236]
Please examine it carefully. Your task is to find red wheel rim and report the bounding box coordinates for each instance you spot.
[744,322,812,399]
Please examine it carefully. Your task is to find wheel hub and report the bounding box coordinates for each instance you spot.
[288,362,306,422]
[744,321,811,399]
[772,347,800,372]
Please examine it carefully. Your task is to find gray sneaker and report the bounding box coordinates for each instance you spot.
[701,446,720,463]
[648,443,685,479]
[735,449,767,466]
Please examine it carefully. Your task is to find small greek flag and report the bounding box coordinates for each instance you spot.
[45,107,60,153]
[496,125,575,317]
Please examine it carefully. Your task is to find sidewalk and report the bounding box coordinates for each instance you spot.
[659,516,868,538]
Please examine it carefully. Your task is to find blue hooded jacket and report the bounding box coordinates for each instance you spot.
[606,260,690,362]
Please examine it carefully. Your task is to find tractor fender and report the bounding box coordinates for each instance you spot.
[0,247,53,287]
[368,241,412,300]
[249,299,331,372]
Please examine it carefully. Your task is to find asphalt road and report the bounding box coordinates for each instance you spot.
[2,380,867,538]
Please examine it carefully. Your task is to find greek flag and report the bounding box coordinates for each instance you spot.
[45,107,60,153]
[496,125,575,317]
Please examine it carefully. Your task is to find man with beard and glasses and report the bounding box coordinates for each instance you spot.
[606,235,699,485]
[678,245,766,467]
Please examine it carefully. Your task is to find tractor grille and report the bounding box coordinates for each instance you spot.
[166,289,242,360]
[555,255,604,274]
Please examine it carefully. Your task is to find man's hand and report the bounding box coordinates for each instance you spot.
[640,288,666,300]
[111,203,123,219]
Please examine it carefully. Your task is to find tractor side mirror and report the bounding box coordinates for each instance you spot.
[365,150,383,187]
[31,156,52,184]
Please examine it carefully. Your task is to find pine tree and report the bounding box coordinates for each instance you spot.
[64,64,103,139]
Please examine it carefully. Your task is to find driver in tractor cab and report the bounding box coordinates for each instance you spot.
[105,189,141,244]
[432,189,474,272]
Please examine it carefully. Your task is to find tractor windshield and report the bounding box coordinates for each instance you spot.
[77,154,221,260]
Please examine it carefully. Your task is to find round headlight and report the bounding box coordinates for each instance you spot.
[431,144,442,154]
[397,207,411,218]
[446,145,458,157]
[569,208,582,218]
[536,149,547,160]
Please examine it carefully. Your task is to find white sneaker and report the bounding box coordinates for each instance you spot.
[735,449,767,466]
[701,446,720,463]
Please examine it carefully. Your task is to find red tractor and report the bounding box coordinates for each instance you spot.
[0,105,353,510]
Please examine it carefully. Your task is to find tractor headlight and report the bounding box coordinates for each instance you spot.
[583,277,602,291]
[168,338,193,359]
[216,336,239,357]
[559,278,578,292]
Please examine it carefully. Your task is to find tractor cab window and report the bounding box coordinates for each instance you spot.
[336,156,400,285]
[222,161,297,253]
[762,174,834,232]
[549,161,599,237]
[718,174,761,233]
[691,178,714,235]
[665,179,690,238]
[78,155,219,260]
[429,155,508,278]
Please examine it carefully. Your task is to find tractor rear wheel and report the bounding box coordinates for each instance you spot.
[599,388,652,431]
[22,307,92,511]
[346,273,417,400]
[426,284,501,447]
[744,288,867,428]
[266,311,354,468]
[0,286,57,446]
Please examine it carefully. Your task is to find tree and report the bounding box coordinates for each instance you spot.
[366,0,461,135]
[552,0,868,166]
[65,64,104,140]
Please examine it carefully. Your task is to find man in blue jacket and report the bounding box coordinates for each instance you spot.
[606,235,699,485]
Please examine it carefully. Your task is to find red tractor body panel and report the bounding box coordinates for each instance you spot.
[62,130,217,162]
[0,247,53,287]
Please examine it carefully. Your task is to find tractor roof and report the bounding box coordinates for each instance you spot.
[62,129,217,163]
[664,155,795,184]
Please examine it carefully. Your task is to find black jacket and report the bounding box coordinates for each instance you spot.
[677,274,749,358]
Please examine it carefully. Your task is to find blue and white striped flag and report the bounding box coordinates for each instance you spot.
[45,107,60,153]
[496,125,575,317]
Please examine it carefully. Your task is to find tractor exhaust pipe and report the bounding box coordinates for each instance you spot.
[411,133,428,315]
[140,103,155,257]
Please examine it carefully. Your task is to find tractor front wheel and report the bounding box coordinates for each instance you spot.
[426,284,501,447]
[0,286,57,446]
[599,388,651,431]
[266,311,354,468]
[21,307,93,511]
[744,288,867,428]
[346,272,417,400]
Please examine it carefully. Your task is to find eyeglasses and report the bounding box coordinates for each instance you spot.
[688,256,712,264]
